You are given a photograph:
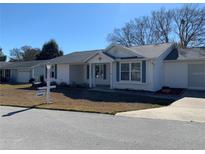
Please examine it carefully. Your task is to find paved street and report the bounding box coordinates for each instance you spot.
[1,106,205,150]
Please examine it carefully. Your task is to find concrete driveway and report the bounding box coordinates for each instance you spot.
[117,97,205,123]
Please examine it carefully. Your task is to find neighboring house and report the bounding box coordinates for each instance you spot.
[0,60,48,83]
[1,43,204,91]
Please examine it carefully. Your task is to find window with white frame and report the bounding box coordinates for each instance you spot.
[131,63,141,81]
[120,62,141,82]
[120,63,129,81]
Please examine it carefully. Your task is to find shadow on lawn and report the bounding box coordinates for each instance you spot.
[18,86,175,105]
[2,103,44,117]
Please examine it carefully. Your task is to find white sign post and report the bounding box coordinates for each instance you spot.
[46,63,51,103]
[36,62,56,104]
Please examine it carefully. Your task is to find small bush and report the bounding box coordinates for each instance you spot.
[29,78,35,83]
[40,75,44,83]
[59,82,68,87]
[0,77,8,83]
[51,81,57,86]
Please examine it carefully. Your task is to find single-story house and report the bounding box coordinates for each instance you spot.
[0,60,49,83]
[48,42,205,91]
[1,43,205,91]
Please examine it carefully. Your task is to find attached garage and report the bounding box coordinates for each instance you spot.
[0,60,47,83]
[164,48,205,90]
[17,70,31,83]
[188,64,205,89]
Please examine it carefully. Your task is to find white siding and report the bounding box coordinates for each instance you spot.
[17,68,31,83]
[164,62,188,88]
[10,69,17,82]
[33,65,45,81]
[153,45,174,91]
[69,64,84,84]
[163,60,205,89]
[56,64,70,84]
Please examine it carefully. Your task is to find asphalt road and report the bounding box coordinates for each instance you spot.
[1,106,205,150]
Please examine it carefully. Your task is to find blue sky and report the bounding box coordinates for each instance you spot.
[0,3,195,56]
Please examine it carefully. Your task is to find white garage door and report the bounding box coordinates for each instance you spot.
[188,64,205,89]
[17,71,30,83]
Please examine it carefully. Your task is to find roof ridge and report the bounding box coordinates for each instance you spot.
[130,42,173,48]
[66,49,103,55]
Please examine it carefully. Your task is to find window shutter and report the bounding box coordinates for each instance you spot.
[103,64,106,80]
[142,61,146,83]
[116,62,119,82]
[45,65,47,79]
[55,64,57,79]
[86,65,89,79]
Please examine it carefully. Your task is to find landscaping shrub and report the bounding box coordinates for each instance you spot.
[29,78,35,83]
[59,82,68,87]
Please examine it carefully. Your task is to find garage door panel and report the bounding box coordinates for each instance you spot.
[17,71,30,83]
[188,64,205,89]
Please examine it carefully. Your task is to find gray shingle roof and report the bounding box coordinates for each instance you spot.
[0,60,48,69]
[165,48,205,60]
[50,43,174,64]
[0,62,9,68]
[50,49,102,64]
[129,43,174,58]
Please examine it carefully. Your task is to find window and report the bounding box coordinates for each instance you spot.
[120,63,129,81]
[51,72,55,78]
[5,69,10,78]
[95,64,106,80]
[0,70,3,78]
[131,63,141,81]
[120,62,141,82]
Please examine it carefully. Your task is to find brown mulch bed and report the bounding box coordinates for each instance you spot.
[156,87,184,96]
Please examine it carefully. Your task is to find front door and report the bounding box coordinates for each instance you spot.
[94,64,109,86]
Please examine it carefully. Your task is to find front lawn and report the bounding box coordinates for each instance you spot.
[0,84,174,114]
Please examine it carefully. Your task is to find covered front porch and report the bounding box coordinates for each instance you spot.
[86,52,114,89]
[87,63,113,89]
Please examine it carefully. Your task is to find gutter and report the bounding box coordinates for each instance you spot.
[164,58,205,63]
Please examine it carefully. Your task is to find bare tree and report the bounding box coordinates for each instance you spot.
[131,16,155,45]
[151,8,173,43]
[107,22,136,47]
[0,48,7,61]
[21,46,40,61]
[172,4,205,48]
[107,17,154,46]
[10,48,24,62]
[9,46,41,61]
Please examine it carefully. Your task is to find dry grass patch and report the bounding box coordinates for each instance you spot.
[0,84,172,114]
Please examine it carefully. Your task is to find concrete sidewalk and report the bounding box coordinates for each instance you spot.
[116,97,205,123]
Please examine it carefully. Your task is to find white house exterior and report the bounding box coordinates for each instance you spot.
[0,60,48,83]
[163,48,205,90]
[1,43,205,91]
[48,43,175,91]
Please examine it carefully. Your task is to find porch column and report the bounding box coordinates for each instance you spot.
[32,68,35,79]
[110,62,113,89]
[89,63,92,88]
[93,64,96,87]
[68,64,70,85]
